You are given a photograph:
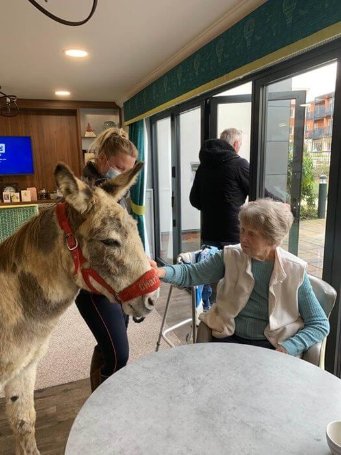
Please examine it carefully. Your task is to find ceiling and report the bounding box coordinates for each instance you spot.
[0,0,265,106]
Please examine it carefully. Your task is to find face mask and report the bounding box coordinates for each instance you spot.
[105,167,121,179]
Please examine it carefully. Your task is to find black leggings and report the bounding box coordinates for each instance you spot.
[212,333,275,350]
[76,290,129,377]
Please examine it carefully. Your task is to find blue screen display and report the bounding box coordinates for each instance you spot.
[0,136,34,175]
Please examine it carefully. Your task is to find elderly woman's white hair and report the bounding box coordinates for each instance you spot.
[239,199,294,246]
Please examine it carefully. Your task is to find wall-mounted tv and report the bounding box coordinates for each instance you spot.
[0,136,34,175]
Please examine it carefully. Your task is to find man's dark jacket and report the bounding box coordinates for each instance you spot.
[189,139,249,244]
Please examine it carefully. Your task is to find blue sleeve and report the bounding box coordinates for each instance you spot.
[162,250,225,287]
[281,273,330,356]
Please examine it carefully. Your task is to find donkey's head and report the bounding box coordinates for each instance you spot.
[54,162,159,318]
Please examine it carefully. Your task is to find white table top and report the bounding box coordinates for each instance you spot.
[66,344,341,454]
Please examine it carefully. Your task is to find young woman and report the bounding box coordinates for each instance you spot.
[76,127,137,391]
[156,199,329,356]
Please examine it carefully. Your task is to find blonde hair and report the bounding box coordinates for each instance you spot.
[89,127,138,159]
[239,199,294,245]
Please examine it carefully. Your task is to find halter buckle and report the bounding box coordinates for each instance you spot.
[65,233,78,251]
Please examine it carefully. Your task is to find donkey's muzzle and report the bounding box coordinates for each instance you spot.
[122,288,159,318]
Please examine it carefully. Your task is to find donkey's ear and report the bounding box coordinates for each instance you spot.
[100,161,143,202]
[54,163,93,214]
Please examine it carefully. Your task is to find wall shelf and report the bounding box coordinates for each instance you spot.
[79,108,120,154]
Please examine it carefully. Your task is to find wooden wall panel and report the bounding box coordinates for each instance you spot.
[0,109,81,193]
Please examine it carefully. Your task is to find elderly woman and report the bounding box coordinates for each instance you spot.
[156,199,329,356]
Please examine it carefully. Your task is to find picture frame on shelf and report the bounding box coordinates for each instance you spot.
[2,192,11,203]
[10,192,20,203]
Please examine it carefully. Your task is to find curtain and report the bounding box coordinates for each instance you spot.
[129,120,146,248]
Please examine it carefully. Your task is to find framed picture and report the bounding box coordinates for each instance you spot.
[21,190,31,202]
[2,192,11,203]
[10,192,20,203]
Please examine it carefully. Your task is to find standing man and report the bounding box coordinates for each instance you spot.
[190,128,248,249]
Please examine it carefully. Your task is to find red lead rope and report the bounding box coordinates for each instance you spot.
[55,202,160,302]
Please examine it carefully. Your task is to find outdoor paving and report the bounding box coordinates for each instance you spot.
[298,218,326,278]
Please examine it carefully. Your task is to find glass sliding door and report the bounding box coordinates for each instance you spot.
[179,107,202,252]
[211,81,252,162]
[152,104,203,263]
[260,62,337,278]
[155,117,173,263]
[263,90,306,255]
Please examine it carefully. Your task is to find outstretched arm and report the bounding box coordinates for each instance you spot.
[156,250,225,288]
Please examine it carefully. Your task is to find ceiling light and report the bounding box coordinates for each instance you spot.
[55,90,71,96]
[64,49,88,58]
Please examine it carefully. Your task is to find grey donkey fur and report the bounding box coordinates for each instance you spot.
[0,162,159,454]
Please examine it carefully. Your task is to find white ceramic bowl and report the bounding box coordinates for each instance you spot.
[326,421,341,455]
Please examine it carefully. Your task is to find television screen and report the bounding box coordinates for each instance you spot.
[0,136,34,175]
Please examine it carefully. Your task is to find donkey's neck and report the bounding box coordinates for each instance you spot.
[26,206,80,300]
[0,206,80,317]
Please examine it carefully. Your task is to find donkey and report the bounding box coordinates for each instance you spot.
[0,162,160,455]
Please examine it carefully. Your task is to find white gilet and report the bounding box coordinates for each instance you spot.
[199,244,307,347]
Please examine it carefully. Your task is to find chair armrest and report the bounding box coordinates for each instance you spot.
[196,322,213,343]
[302,342,322,367]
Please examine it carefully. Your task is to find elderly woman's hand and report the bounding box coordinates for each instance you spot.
[156,268,166,279]
[147,257,166,279]
[276,345,288,354]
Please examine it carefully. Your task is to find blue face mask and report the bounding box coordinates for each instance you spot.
[105,167,121,179]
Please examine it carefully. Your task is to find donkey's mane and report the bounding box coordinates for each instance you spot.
[0,206,56,272]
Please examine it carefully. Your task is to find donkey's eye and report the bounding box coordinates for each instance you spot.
[101,239,121,248]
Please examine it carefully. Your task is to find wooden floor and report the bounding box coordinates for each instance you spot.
[0,379,91,455]
[0,283,193,454]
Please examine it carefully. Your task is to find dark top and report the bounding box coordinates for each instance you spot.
[189,139,249,244]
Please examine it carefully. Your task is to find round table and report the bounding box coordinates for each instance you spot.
[65,344,341,454]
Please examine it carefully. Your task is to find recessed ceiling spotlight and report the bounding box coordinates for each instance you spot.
[64,49,88,58]
[55,90,71,96]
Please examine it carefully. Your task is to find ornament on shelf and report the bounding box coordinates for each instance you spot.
[84,122,96,137]
[103,120,117,130]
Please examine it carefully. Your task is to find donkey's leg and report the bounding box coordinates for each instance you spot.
[4,361,40,455]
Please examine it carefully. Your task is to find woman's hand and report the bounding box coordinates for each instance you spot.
[147,257,166,279]
[276,345,288,354]
[156,268,166,278]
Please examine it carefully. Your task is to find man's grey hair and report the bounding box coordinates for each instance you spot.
[239,198,294,246]
[220,128,242,146]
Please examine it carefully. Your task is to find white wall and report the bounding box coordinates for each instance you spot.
[217,102,251,162]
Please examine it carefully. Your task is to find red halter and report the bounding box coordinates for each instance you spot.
[55,202,160,303]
